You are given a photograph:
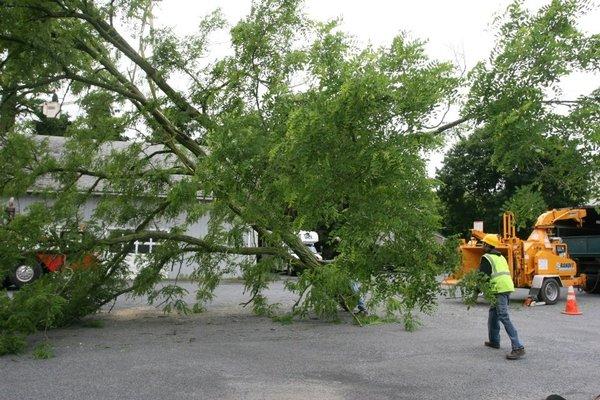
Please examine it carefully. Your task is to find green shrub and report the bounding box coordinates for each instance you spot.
[271,313,294,325]
[0,333,26,356]
[32,342,54,359]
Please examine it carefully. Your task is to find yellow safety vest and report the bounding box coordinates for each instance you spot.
[483,253,514,294]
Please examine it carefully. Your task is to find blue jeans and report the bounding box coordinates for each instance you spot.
[351,281,366,311]
[488,293,523,350]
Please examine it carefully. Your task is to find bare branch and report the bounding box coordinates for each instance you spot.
[543,97,600,105]
[141,149,174,162]
[422,115,471,135]
[0,74,70,94]
[42,165,192,178]
[104,230,290,258]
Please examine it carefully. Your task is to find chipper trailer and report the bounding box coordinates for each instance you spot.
[444,207,600,304]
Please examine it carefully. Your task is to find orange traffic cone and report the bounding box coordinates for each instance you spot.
[562,286,582,315]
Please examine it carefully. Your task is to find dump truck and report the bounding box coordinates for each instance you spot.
[444,207,600,304]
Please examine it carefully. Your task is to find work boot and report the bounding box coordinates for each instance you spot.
[356,307,369,316]
[506,347,525,360]
[484,341,500,349]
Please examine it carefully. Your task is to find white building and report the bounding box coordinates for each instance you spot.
[8,135,256,279]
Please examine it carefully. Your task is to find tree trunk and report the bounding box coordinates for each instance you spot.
[0,91,18,135]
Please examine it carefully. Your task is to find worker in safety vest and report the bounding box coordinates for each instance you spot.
[479,234,525,360]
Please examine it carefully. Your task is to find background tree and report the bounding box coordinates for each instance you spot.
[437,128,592,236]
[438,0,598,236]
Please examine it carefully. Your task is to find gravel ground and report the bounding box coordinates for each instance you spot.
[1,279,599,400]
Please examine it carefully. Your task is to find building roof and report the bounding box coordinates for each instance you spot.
[28,135,211,199]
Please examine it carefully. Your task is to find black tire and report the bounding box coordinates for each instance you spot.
[583,274,600,294]
[1,276,11,289]
[538,279,560,305]
[9,262,43,288]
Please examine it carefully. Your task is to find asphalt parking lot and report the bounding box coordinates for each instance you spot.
[2,279,600,400]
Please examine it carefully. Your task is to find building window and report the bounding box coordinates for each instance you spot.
[108,228,163,255]
[134,237,159,254]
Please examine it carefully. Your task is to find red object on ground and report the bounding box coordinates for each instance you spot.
[562,286,583,315]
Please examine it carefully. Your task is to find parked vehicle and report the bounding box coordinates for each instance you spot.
[5,252,96,288]
[1,197,96,288]
[444,207,600,304]
[285,230,323,275]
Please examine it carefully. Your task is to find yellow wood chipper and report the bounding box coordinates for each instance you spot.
[444,207,600,304]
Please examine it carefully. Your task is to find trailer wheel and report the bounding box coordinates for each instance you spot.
[584,274,600,294]
[538,279,560,305]
[10,262,43,288]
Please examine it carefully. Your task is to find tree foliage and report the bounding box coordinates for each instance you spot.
[437,128,592,236]
[0,0,598,350]
[438,0,598,236]
[0,0,463,343]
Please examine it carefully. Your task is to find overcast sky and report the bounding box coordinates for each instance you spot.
[155,0,600,176]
